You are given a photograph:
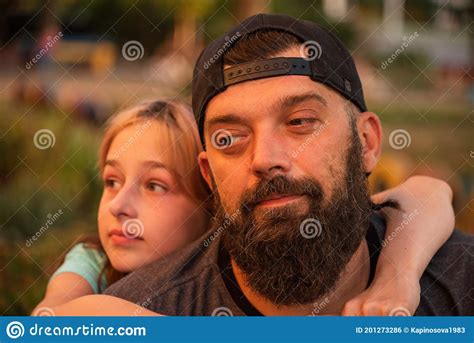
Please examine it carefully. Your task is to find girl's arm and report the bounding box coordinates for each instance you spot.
[45,295,161,316]
[32,273,94,315]
[32,243,107,314]
[342,175,454,316]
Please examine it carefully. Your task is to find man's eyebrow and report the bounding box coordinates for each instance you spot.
[277,92,328,110]
[205,93,327,130]
[205,113,249,129]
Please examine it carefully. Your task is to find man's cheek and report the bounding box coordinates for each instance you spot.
[292,149,329,181]
[214,163,247,203]
[318,153,346,196]
[219,184,242,214]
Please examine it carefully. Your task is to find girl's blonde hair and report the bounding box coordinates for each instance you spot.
[74,99,211,290]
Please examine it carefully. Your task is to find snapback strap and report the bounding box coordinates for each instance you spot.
[223,57,312,86]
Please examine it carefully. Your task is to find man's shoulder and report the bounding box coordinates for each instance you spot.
[426,229,474,274]
[103,228,223,312]
[417,229,474,315]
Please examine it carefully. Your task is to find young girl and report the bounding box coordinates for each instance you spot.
[33,99,454,316]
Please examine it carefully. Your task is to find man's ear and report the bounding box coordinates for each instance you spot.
[198,151,214,191]
[356,112,382,173]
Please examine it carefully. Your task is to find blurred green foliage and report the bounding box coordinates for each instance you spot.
[0,102,102,241]
[1,101,102,314]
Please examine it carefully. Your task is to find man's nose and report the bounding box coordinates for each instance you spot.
[109,183,139,219]
[250,130,291,179]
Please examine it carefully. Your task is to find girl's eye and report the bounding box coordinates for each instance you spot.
[104,179,120,189]
[146,182,168,193]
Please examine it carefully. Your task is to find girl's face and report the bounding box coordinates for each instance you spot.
[98,121,207,273]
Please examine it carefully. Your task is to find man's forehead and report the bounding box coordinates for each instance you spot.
[204,77,336,125]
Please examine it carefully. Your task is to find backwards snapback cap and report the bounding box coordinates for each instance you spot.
[192,13,367,147]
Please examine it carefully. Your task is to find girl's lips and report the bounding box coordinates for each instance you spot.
[108,229,143,245]
[110,234,136,245]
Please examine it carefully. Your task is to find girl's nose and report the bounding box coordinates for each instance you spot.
[109,184,138,219]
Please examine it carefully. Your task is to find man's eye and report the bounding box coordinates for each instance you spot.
[147,182,167,193]
[211,129,245,151]
[288,118,318,126]
[211,129,234,149]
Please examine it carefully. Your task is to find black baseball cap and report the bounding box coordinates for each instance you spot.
[192,13,367,147]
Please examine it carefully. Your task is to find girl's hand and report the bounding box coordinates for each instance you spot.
[341,272,419,316]
[342,175,454,316]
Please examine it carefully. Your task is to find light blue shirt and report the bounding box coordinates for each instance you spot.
[51,243,108,294]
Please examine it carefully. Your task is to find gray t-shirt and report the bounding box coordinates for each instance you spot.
[104,214,474,316]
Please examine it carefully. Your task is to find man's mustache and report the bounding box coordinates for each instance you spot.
[239,175,325,213]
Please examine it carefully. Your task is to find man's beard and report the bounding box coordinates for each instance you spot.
[211,124,373,307]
